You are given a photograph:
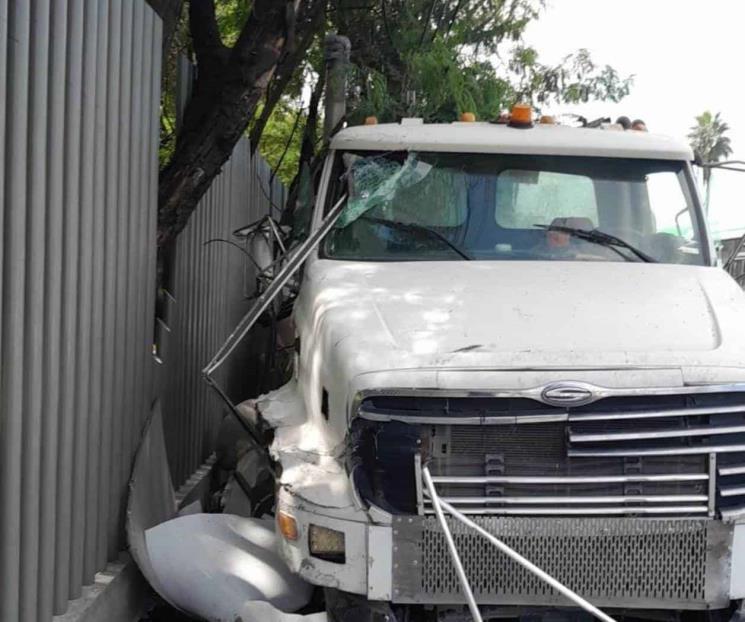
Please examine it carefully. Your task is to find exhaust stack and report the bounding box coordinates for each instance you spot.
[323,34,351,142]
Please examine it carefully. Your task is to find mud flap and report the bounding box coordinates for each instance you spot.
[127,406,326,622]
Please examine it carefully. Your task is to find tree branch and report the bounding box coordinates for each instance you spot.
[188,0,226,68]
[158,0,326,247]
[270,102,304,187]
[299,65,325,165]
[249,3,325,153]
[418,0,436,46]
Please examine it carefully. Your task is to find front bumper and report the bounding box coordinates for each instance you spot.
[392,515,732,610]
[278,487,745,610]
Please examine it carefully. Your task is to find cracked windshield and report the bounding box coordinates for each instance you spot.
[324,151,704,264]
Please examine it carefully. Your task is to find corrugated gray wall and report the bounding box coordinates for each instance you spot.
[722,237,745,286]
[0,1,161,620]
[160,137,286,486]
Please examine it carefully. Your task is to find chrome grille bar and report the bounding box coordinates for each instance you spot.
[423,506,709,516]
[718,464,745,476]
[569,443,745,457]
[569,404,745,422]
[430,494,708,505]
[720,484,745,497]
[570,423,745,443]
[358,408,569,425]
[722,505,745,520]
[430,474,708,484]
[569,403,745,422]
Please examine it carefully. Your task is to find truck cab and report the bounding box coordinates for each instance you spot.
[259,115,745,618]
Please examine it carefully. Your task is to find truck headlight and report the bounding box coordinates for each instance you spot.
[308,524,346,564]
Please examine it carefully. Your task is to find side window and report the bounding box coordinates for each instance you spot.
[646,171,695,240]
[496,170,598,229]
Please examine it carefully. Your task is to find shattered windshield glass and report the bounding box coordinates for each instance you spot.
[322,151,706,265]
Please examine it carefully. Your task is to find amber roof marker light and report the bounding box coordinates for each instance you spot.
[459,112,476,122]
[509,103,534,129]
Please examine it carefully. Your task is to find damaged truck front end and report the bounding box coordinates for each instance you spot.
[132,119,745,622]
[259,126,745,619]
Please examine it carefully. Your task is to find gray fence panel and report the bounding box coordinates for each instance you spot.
[55,0,84,605]
[0,1,30,620]
[0,1,162,619]
[86,0,109,580]
[21,1,50,618]
[161,135,281,486]
[38,0,68,617]
[722,237,745,285]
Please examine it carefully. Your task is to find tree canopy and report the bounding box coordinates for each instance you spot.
[152,0,633,244]
[688,111,733,185]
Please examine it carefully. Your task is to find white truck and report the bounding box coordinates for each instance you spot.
[134,111,745,622]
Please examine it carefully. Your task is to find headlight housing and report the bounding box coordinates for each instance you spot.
[308,524,346,564]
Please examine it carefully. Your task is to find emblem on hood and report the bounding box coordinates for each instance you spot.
[540,382,596,407]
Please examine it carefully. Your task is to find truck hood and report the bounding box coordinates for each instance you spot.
[359,263,723,355]
[297,259,745,375]
[284,259,745,453]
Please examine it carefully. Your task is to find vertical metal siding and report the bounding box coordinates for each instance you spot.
[86,0,109,581]
[0,1,30,620]
[21,1,50,618]
[38,0,68,617]
[54,0,84,605]
[161,134,287,486]
[0,1,162,619]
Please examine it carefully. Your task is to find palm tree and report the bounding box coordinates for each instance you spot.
[688,111,733,211]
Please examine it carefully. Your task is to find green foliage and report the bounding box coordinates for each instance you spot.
[259,98,309,185]
[214,0,250,46]
[689,111,733,171]
[688,111,733,211]
[339,0,632,125]
[402,40,512,121]
[158,2,190,167]
[510,47,632,106]
[162,0,634,186]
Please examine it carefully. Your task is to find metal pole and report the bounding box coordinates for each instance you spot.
[424,466,616,622]
[422,469,483,622]
[203,193,347,378]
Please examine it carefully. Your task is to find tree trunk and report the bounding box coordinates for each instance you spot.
[157,0,324,247]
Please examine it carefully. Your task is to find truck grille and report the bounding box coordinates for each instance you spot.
[352,391,745,518]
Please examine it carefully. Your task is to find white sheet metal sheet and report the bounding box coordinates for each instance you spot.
[367,526,393,601]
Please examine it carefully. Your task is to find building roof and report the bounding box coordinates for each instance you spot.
[330,121,693,161]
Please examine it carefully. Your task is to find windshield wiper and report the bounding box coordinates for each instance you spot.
[535,224,656,263]
[359,215,472,260]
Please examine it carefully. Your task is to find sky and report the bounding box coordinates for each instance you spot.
[522,0,745,240]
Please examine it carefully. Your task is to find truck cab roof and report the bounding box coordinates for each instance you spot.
[331,120,693,161]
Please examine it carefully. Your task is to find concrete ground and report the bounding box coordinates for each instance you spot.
[139,594,190,621]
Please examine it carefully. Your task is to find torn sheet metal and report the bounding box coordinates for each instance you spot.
[126,403,178,603]
[143,514,325,622]
[199,193,350,468]
[255,379,307,428]
[127,404,325,621]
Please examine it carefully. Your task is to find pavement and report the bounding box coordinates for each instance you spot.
[138,594,190,621]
